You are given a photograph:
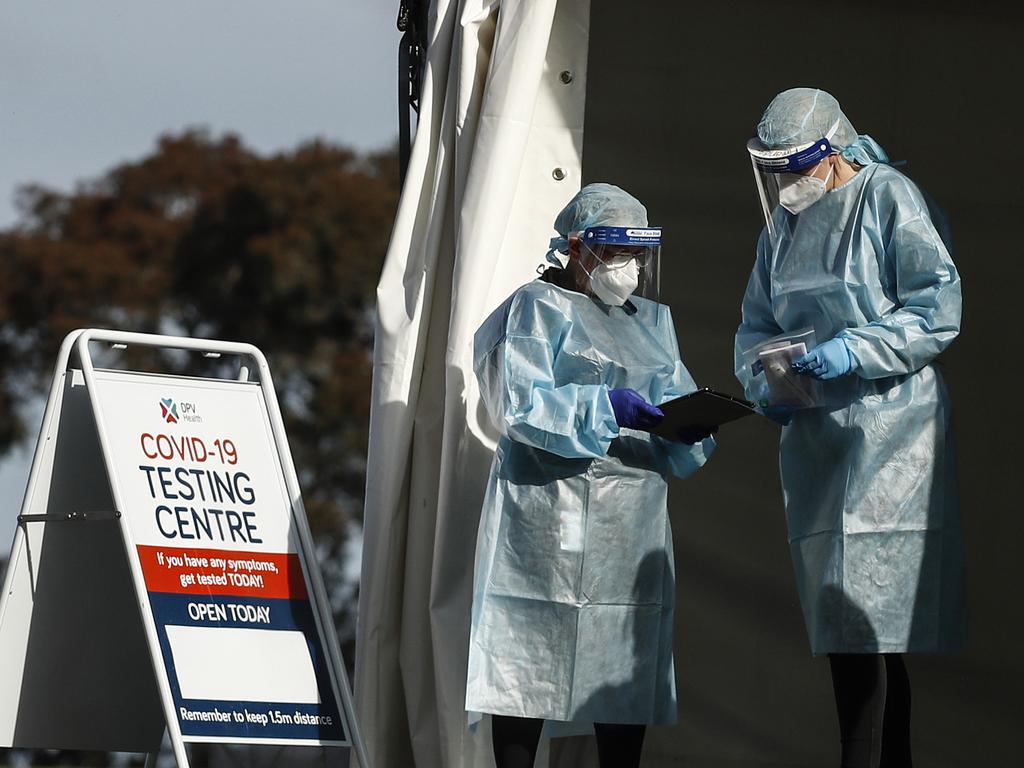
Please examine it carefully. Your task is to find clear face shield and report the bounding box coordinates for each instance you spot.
[578,226,661,306]
[746,120,840,246]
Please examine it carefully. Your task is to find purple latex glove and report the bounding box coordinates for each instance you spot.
[676,425,718,444]
[608,388,664,430]
[792,338,852,380]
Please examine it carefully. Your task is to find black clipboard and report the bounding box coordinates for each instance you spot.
[650,388,756,438]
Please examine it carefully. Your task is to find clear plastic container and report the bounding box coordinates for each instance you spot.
[742,328,823,408]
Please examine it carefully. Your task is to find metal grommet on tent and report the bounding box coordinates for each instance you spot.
[552,167,567,181]
[559,70,573,84]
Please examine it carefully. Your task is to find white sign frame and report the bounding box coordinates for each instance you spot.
[0,329,370,768]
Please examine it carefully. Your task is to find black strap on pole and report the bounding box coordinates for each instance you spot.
[398,0,428,185]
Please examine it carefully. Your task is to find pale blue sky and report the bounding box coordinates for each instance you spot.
[1,0,400,225]
[0,0,401,547]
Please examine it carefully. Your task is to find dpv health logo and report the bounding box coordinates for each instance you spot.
[159,396,203,425]
[160,397,179,424]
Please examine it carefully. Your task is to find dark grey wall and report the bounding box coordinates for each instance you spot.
[583,2,1021,766]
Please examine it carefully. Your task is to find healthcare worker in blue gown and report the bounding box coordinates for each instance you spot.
[466,184,716,768]
[736,88,966,768]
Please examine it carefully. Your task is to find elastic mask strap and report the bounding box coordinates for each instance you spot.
[821,162,835,187]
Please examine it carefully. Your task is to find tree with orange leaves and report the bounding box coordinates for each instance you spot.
[0,130,400,652]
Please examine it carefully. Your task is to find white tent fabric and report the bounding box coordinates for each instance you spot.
[354,1,591,766]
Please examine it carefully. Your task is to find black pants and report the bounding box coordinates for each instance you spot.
[829,653,913,768]
[491,715,646,768]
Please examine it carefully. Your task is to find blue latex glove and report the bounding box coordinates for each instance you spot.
[792,338,852,380]
[608,388,664,430]
[676,425,718,444]
[761,406,795,426]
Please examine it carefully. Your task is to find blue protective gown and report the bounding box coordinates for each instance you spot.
[466,278,713,724]
[735,163,966,655]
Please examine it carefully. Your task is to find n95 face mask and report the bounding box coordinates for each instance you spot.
[589,257,639,306]
[778,162,834,214]
[576,225,662,304]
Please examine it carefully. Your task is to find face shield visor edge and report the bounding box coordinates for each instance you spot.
[747,119,841,245]
[578,225,662,306]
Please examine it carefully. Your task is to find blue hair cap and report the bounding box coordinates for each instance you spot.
[546,183,648,266]
[757,87,889,167]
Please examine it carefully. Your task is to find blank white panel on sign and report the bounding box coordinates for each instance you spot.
[166,626,320,704]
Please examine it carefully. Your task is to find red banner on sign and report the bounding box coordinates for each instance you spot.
[137,545,308,600]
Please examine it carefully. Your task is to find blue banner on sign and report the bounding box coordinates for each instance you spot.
[173,698,344,741]
[148,592,347,742]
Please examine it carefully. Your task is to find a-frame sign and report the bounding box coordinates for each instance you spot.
[0,329,370,767]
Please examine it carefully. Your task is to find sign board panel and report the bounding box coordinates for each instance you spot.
[0,330,369,768]
[91,370,347,746]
